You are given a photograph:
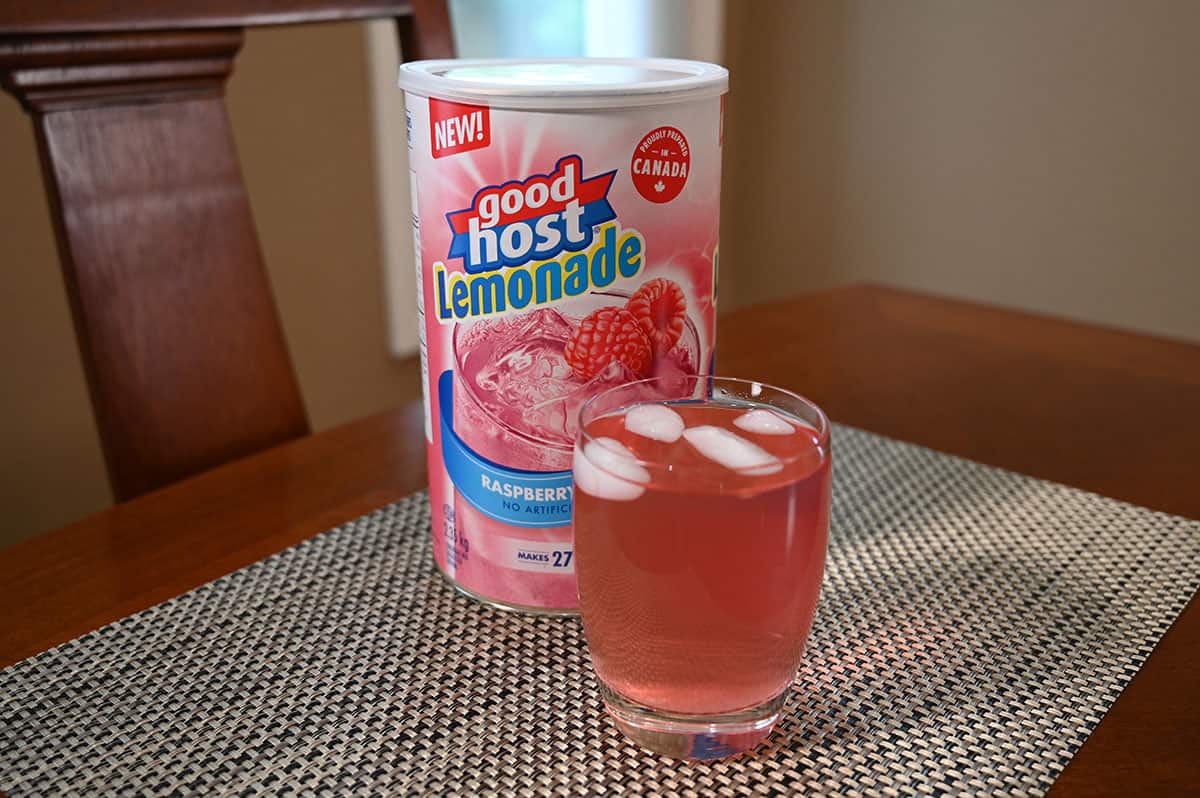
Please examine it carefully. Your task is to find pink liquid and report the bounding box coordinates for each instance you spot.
[574,402,831,715]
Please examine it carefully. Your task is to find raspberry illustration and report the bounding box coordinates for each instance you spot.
[564,306,652,380]
[627,278,688,354]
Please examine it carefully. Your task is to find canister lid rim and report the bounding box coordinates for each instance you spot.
[398,57,728,109]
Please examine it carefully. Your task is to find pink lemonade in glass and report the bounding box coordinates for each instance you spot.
[573,377,831,759]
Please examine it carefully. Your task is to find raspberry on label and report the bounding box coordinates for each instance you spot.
[564,306,653,380]
[627,278,688,355]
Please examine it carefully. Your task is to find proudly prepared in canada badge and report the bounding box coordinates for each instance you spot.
[631,126,690,203]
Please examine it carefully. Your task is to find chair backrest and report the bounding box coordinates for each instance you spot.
[0,1,454,500]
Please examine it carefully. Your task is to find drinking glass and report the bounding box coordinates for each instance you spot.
[573,376,831,759]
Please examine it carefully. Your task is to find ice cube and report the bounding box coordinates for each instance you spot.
[682,425,783,475]
[478,339,571,397]
[573,437,648,501]
[558,359,640,440]
[510,306,574,341]
[733,408,806,436]
[624,403,685,443]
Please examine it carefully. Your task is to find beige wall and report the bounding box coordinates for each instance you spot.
[723,0,1200,341]
[231,23,421,431]
[0,93,112,545]
[0,21,419,547]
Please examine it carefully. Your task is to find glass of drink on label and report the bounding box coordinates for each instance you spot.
[573,375,831,759]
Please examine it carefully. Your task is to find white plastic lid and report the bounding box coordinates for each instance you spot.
[398,57,728,110]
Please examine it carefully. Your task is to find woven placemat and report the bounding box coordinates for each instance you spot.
[2,425,1198,797]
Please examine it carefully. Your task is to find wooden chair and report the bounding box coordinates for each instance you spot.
[0,2,453,500]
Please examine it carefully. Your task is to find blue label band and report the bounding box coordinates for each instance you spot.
[438,370,573,528]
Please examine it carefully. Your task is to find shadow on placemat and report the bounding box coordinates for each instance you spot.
[1,425,1196,796]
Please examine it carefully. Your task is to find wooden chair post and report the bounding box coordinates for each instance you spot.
[0,30,310,500]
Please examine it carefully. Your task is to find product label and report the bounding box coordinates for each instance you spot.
[495,537,576,574]
[631,126,690,203]
[437,370,573,527]
[429,98,491,159]
[432,156,646,324]
[405,91,723,610]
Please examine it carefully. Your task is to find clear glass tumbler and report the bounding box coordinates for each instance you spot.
[573,376,831,759]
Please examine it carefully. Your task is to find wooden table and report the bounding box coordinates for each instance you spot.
[3,284,1197,796]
